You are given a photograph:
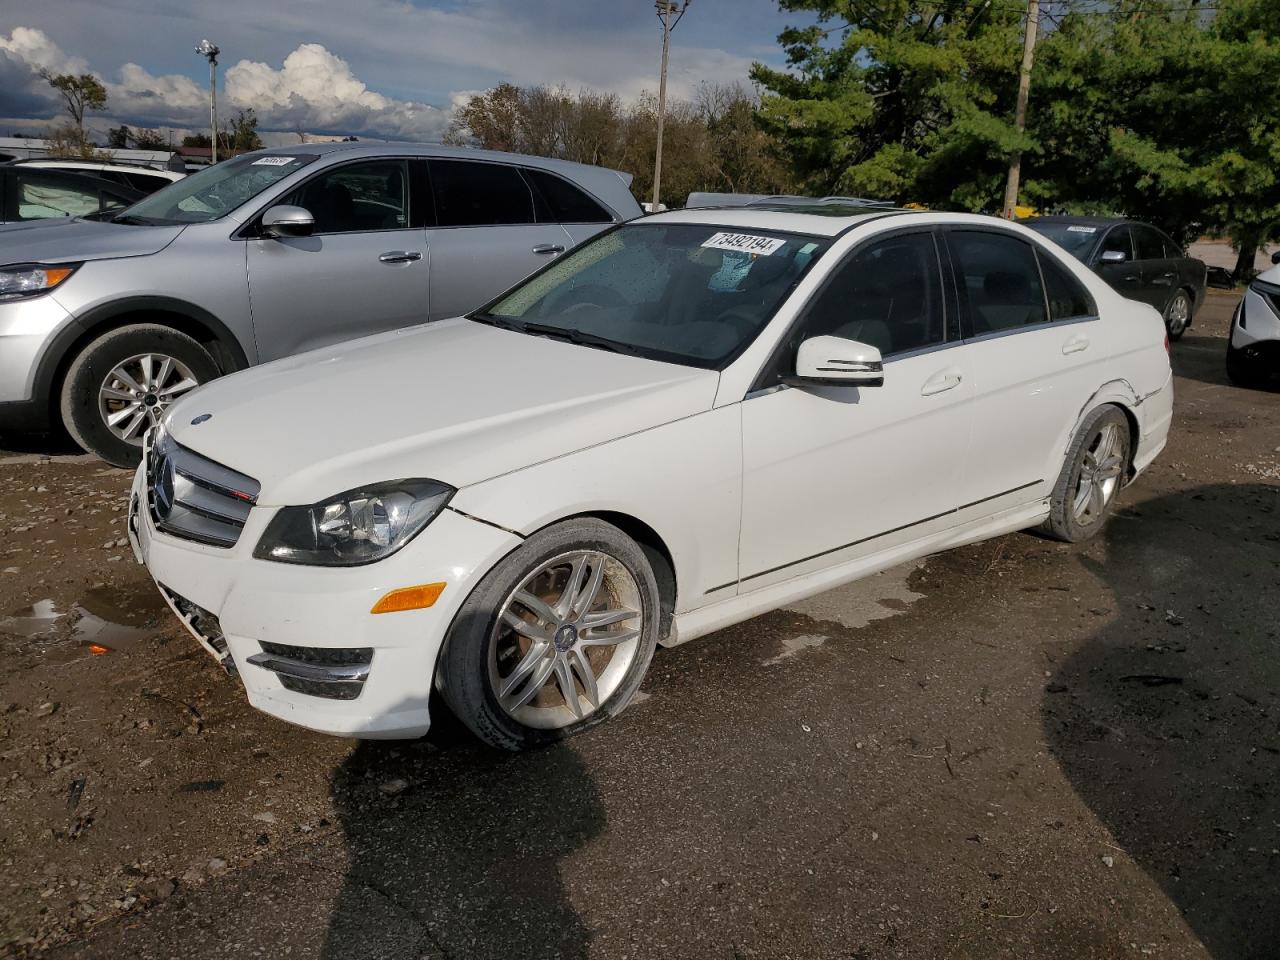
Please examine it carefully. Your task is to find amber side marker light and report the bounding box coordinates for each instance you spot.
[371,582,447,614]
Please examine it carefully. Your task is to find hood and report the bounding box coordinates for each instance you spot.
[0,217,184,266]
[1256,263,1280,285]
[166,319,719,505]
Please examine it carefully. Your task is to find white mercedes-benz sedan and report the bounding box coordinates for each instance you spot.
[128,206,1173,749]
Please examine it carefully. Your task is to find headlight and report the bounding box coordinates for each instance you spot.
[253,479,454,566]
[0,263,79,302]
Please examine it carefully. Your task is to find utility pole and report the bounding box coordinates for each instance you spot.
[652,0,691,211]
[196,39,220,164]
[1001,0,1038,219]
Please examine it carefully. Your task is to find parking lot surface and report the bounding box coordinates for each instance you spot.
[1,291,1277,959]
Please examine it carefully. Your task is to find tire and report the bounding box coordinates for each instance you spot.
[1226,344,1272,389]
[438,518,660,751]
[1163,289,1192,340]
[1041,405,1132,543]
[59,324,219,468]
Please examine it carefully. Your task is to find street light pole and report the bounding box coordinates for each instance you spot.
[652,0,690,211]
[196,39,220,164]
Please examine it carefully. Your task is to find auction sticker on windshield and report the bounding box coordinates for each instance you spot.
[702,232,787,256]
[252,156,297,166]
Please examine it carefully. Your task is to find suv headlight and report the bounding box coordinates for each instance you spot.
[253,479,454,566]
[0,263,79,302]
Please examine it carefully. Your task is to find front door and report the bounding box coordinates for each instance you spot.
[424,158,574,321]
[738,230,973,592]
[1094,225,1144,303]
[247,158,430,361]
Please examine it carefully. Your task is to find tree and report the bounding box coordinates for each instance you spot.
[182,132,212,148]
[221,108,263,153]
[106,125,130,149]
[130,127,169,150]
[750,0,1027,208]
[1029,0,1280,274]
[38,69,107,140]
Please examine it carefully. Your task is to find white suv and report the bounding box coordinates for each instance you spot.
[129,206,1173,749]
[1227,260,1280,387]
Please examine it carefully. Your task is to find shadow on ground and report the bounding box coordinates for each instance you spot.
[321,699,603,960]
[1045,483,1280,959]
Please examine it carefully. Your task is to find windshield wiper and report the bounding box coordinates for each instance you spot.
[111,214,158,226]
[518,322,632,355]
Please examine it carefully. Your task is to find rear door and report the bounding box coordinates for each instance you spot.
[246,157,431,361]
[424,159,574,321]
[944,227,1107,516]
[1133,223,1178,311]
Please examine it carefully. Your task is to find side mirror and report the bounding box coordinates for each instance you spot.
[261,204,315,238]
[785,335,883,388]
[1099,249,1127,265]
[1270,250,1280,265]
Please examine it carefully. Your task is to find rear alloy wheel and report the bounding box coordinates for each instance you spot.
[1164,289,1191,340]
[440,518,659,750]
[1042,405,1131,543]
[60,324,220,468]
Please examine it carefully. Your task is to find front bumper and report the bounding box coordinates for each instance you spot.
[0,294,73,408]
[1231,287,1280,357]
[127,465,521,738]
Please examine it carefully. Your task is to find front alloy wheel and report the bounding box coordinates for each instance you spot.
[98,353,200,443]
[490,551,642,728]
[439,518,659,750]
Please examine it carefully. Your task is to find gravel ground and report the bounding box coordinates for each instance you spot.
[0,291,1276,959]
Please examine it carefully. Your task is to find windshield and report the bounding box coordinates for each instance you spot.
[1022,221,1101,261]
[115,154,319,225]
[477,223,829,369]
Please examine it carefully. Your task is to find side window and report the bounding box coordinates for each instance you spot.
[1159,231,1183,259]
[1037,249,1096,321]
[524,168,611,223]
[790,232,946,358]
[15,173,101,220]
[1100,225,1133,262]
[285,160,409,234]
[950,230,1047,334]
[1133,225,1165,261]
[429,160,535,227]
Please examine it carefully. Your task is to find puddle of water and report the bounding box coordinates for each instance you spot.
[764,633,827,666]
[782,559,926,630]
[71,584,167,652]
[0,599,63,637]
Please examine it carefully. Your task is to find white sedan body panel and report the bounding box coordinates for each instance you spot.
[133,207,1173,737]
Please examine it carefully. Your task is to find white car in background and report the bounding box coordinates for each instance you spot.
[129,206,1173,749]
[12,159,184,194]
[1227,259,1280,387]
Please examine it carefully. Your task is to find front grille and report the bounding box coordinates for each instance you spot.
[147,428,260,548]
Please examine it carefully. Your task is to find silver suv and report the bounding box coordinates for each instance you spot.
[0,143,640,465]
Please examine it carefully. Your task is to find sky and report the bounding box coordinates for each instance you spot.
[0,0,814,145]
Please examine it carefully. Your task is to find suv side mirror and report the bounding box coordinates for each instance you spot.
[1099,249,1127,265]
[261,205,315,238]
[784,335,884,388]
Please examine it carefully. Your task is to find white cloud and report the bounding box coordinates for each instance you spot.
[0,26,448,142]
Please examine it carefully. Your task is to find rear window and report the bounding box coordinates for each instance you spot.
[1037,250,1096,320]
[525,168,612,223]
[430,159,535,226]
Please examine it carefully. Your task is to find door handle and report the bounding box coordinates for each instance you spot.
[1062,334,1090,355]
[532,243,565,255]
[379,250,422,263]
[920,368,963,396]
[1121,273,1139,282]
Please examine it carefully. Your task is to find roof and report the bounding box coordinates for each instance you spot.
[1024,215,1130,227]
[641,205,917,238]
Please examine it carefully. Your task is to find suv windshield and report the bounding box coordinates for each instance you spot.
[476,223,829,369]
[114,154,319,225]
[1022,220,1102,261]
